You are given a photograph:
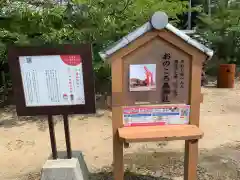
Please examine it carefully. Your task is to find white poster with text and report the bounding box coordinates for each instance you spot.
[19,55,85,107]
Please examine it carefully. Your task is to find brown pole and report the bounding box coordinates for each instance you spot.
[184,139,198,180]
[48,115,58,159]
[63,114,72,159]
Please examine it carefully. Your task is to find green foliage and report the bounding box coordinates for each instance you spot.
[197,0,240,65]
[0,0,189,94]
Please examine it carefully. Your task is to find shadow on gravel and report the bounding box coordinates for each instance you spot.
[124,142,240,180]
[20,142,240,180]
[90,171,170,180]
[124,151,212,180]
[20,171,170,180]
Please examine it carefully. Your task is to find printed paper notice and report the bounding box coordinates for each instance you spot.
[123,104,190,127]
[19,55,85,107]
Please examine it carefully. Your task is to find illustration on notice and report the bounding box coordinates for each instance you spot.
[129,64,156,91]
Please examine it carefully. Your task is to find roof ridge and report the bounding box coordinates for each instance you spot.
[99,11,214,60]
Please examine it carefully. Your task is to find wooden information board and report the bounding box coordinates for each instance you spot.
[99,11,214,180]
[8,44,96,159]
[8,44,95,116]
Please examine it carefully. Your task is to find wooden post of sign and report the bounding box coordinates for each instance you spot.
[112,107,124,180]
[112,59,124,180]
[63,114,72,159]
[184,55,203,180]
[48,115,58,159]
[184,139,198,180]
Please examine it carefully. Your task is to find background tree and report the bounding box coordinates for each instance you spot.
[196,0,240,75]
[0,0,190,100]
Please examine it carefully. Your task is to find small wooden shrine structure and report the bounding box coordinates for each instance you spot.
[99,11,213,180]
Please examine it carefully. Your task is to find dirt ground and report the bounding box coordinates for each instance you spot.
[1,81,240,180]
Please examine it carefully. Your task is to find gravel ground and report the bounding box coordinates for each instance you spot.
[2,80,240,180]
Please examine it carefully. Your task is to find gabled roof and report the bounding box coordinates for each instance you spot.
[99,12,214,60]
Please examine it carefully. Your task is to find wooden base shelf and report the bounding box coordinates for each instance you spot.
[118,125,204,143]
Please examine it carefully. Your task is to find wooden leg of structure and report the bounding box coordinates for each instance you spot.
[184,139,199,180]
[113,134,124,180]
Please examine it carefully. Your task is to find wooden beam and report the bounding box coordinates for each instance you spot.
[112,107,124,180]
[184,54,203,180]
[118,125,203,143]
[189,54,202,126]
[184,140,199,180]
[111,58,124,180]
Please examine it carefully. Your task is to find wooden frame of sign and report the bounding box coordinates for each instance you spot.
[108,29,206,180]
[8,44,95,159]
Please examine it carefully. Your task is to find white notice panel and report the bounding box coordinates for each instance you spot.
[19,55,85,107]
[123,104,190,127]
